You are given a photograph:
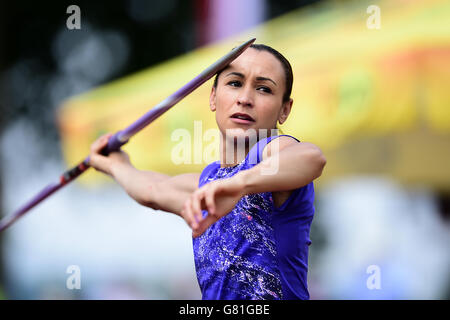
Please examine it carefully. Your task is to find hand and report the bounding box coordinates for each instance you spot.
[88,133,131,176]
[181,175,246,238]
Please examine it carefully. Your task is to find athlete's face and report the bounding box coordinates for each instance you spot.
[210,48,293,141]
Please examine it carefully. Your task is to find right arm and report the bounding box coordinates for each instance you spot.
[88,133,200,216]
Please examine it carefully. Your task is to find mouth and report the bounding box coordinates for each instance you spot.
[230,112,255,124]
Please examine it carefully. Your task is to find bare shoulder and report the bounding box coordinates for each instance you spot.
[261,137,323,208]
[262,135,299,160]
[262,137,322,160]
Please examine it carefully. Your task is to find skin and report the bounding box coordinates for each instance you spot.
[210,48,292,167]
[88,48,327,238]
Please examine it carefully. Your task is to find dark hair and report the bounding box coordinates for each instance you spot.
[213,44,293,103]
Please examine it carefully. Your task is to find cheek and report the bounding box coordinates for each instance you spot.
[214,93,231,125]
[215,89,237,115]
[216,88,237,106]
[256,100,281,124]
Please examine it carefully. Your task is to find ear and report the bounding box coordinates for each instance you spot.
[278,98,293,125]
[209,87,217,112]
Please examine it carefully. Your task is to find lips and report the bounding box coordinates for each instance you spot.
[230,113,255,122]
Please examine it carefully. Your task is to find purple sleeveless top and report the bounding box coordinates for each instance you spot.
[192,135,315,300]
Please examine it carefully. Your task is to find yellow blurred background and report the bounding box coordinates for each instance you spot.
[58,0,450,191]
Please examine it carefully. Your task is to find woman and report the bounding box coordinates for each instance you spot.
[88,44,327,300]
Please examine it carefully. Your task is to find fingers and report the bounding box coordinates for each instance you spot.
[192,214,216,238]
[183,184,222,238]
[191,188,218,238]
[204,188,216,216]
[88,133,113,173]
[90,133,113,154]
[182,187,213,232]
[191,190,204,223]
[182,198,198,230]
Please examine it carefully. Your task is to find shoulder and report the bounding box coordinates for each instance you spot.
[262,136,322,161]
[262,135,299,160]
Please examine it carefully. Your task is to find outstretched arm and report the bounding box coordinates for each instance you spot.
[182,137,327,237]
[89,133,199,216]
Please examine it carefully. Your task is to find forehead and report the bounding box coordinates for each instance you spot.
[225,48,285,82]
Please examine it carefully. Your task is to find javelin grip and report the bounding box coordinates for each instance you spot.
[101,131,129,156]
[0,38,256,233]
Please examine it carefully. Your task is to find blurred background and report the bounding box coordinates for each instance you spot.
[0,0,449,299]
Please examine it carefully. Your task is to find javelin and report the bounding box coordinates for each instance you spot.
[0,38,256,232]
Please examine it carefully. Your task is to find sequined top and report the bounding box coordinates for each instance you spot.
[193,134,315,300]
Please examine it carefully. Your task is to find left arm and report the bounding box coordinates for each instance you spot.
[235,138,327,195]
[182,138,327,237]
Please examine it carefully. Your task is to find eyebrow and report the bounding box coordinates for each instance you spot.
[225,71,277,86]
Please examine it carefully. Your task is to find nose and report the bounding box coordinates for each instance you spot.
[237,85,253,107]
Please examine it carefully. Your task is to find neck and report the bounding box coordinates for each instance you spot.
[219,129,275,168]
[219,138,251,168]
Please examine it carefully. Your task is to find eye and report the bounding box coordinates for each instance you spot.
[227,80,242,87]
[257,86,272,94]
